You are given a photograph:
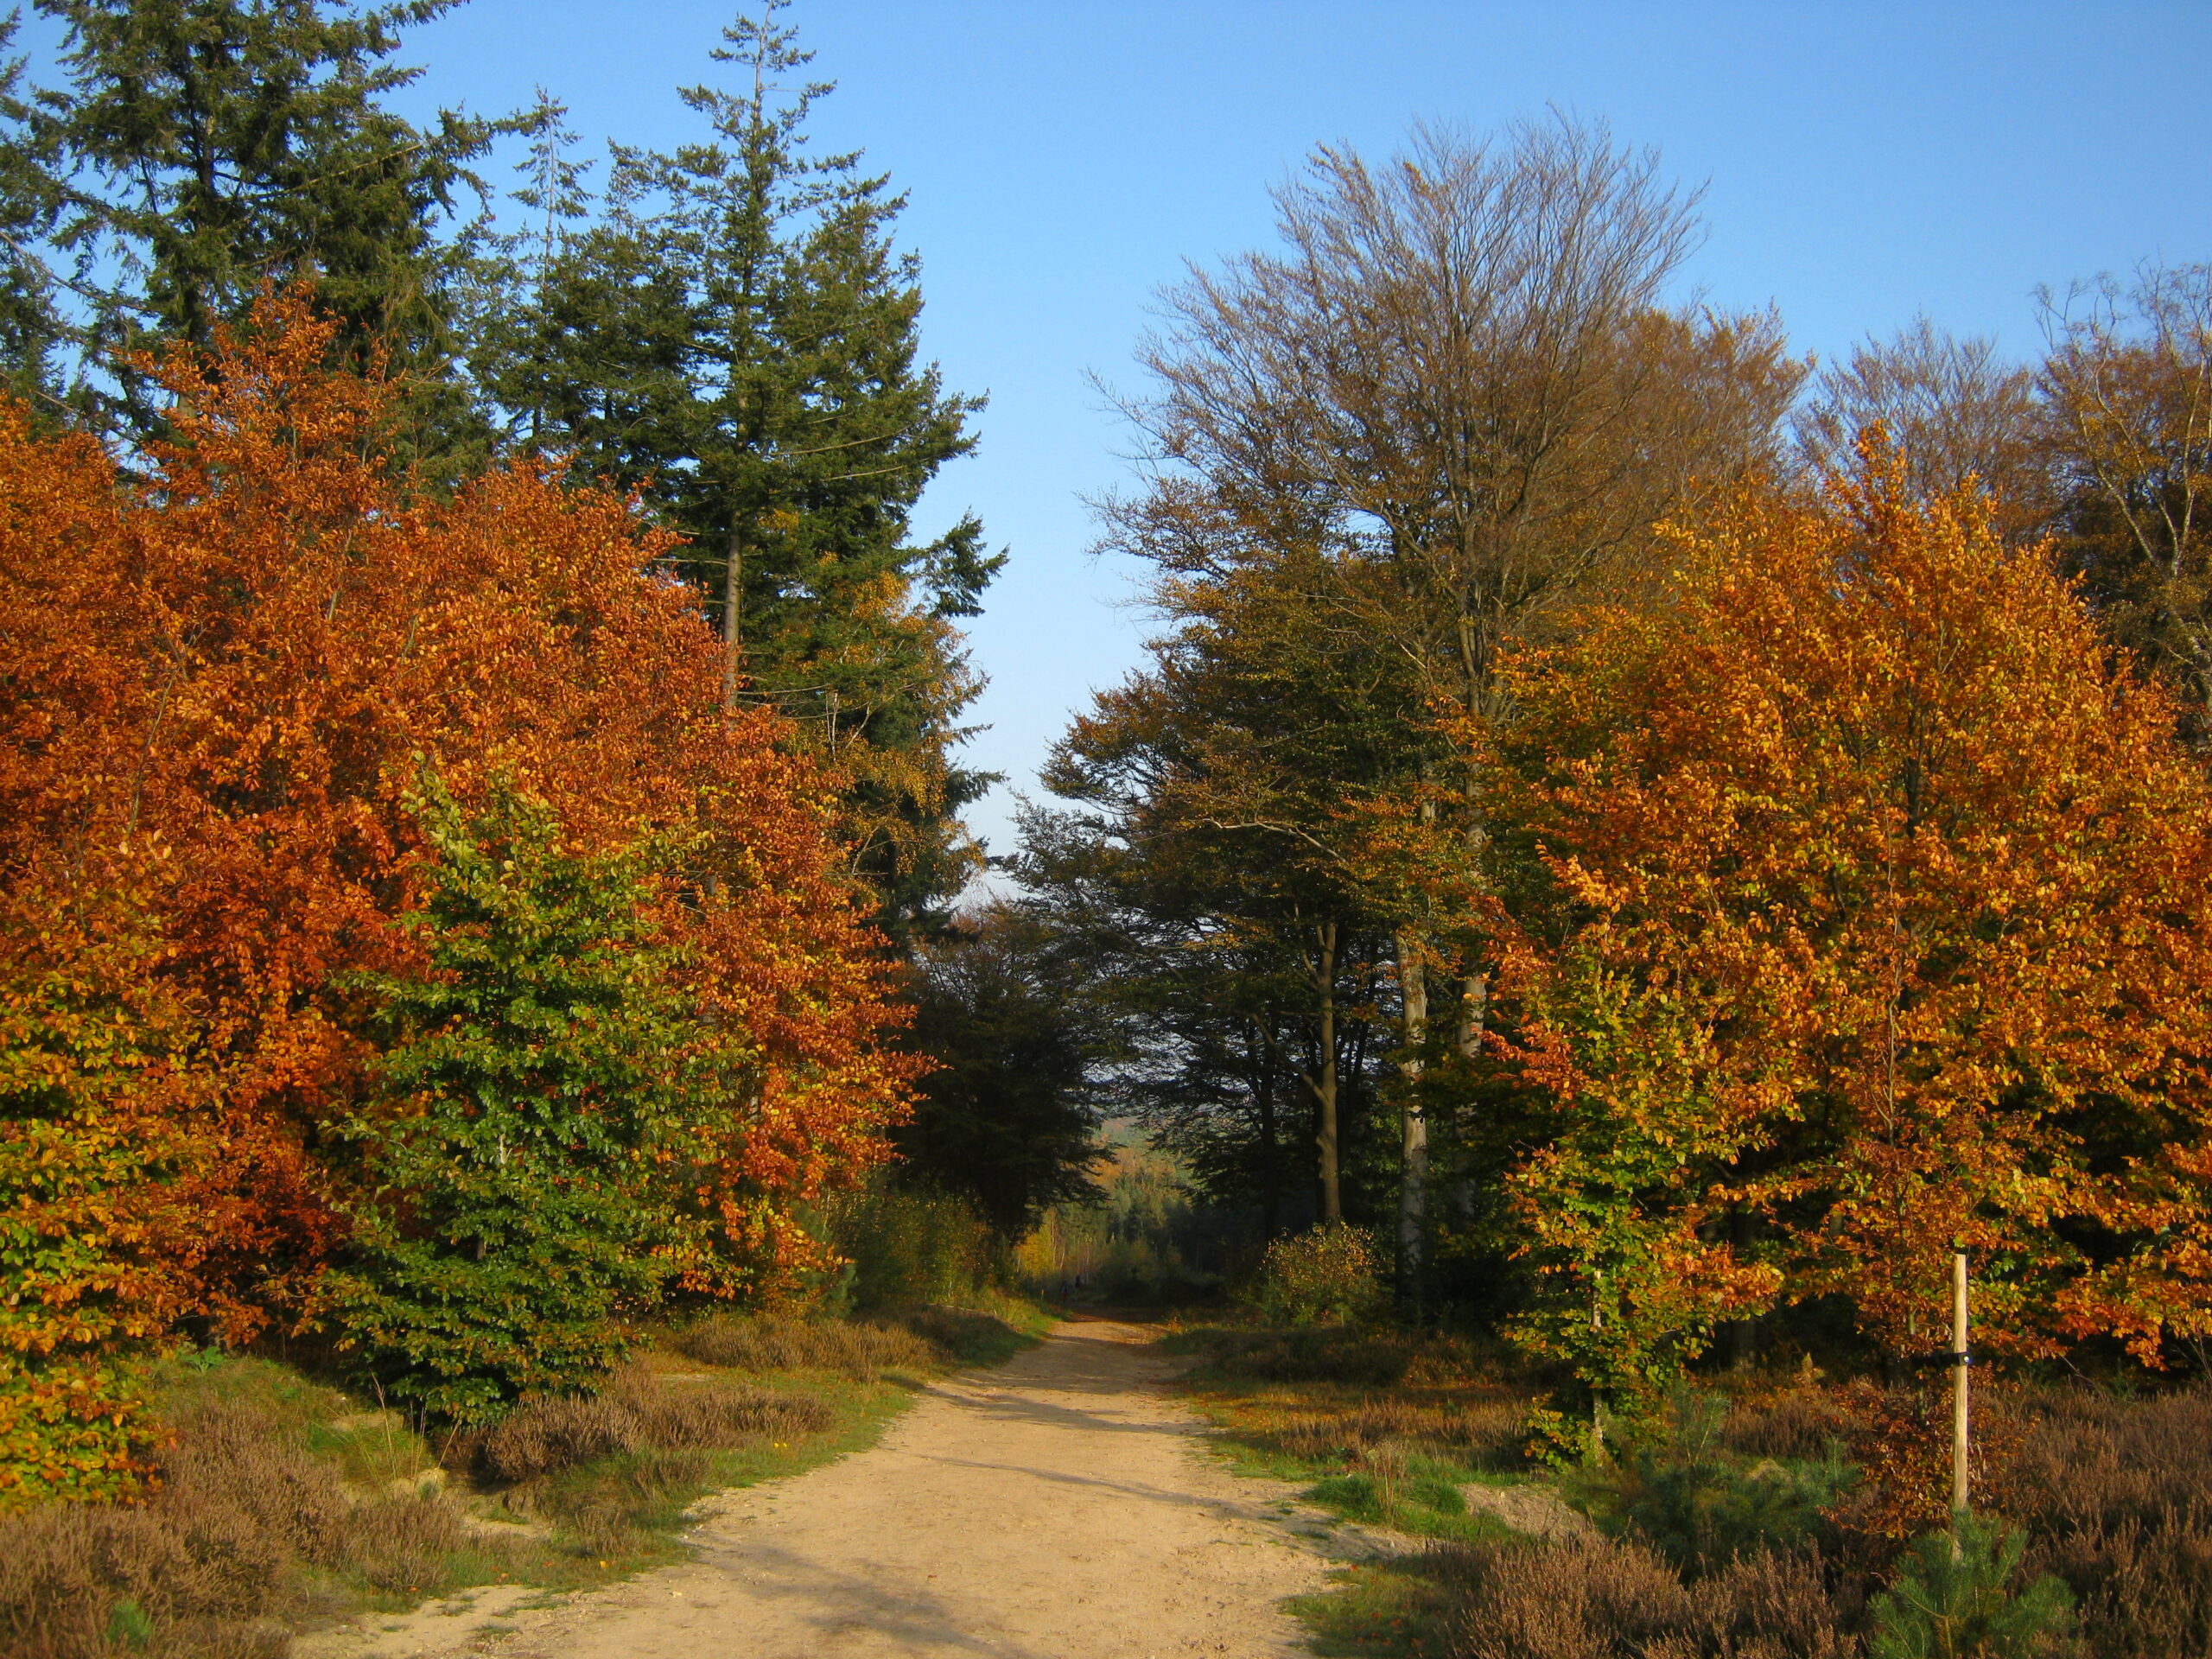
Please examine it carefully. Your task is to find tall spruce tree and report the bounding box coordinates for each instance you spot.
[491,3,1001,938]
[15,0,500,473]
[0,21,62,408]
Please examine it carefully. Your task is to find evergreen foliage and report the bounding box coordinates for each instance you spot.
[1869,1519,2076,1659]
[898,905,1102,1238]
[13,0,505,471]
[481,2,1001,932]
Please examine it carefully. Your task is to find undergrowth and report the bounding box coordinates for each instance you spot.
[1166,1322,1533,1543]
[1171,1321,2211,1659]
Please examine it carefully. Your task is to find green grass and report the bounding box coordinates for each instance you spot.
[1286,1558,1480,1659]
[1158,1319,1540,1650]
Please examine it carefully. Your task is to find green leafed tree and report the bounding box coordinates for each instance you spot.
[326,775,734,1423]
[486,2,1001,936]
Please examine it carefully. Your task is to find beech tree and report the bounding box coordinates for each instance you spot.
[330,777,726,1422]
[1110,115,1801,1293]
[1490,449,2212,1378]
[1792,316,2046,536]
[2038,262,2212,741]
[0,287,916,1352]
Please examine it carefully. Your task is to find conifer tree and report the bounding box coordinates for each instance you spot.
[14,0,501,473]
[497,3,1001,936]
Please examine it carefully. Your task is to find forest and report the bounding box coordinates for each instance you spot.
[0,2,2208,1656]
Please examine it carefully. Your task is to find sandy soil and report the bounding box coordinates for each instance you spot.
[315,1316,1369,1659]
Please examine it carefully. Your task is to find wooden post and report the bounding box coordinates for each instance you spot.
[1950,1250,1970,1518]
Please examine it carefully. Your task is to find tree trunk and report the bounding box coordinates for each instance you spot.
[1311,922,1342,1224]
[1451,969,1489,1223]
[1255,1019,1283,1241]
[1396,925,1428,1312]
[721,524,743,715]
[1951,1251,1972,1520]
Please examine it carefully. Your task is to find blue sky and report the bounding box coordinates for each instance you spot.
[118,3,2212,858]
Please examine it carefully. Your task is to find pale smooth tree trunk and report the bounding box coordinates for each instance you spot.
[1451,970,1488,1224]
[1951,1252,1971,1519]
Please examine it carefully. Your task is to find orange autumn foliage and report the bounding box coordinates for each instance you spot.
[0,287,915,1346]
[1491,445,2212,1366]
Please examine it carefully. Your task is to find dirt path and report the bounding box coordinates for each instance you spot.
[334,1317,1360,1658]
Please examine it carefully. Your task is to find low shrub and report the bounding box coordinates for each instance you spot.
[1722,1384,1859,1462]
[668,1314,937,1377]
[1194,1325,1424,1387]
[337,1493,467,1597]
[2002,1387,2212,1659]
[1254,1394,1527,1472]
[1246,1224,1388,1328]
[480,1395,644,1484]
[479,1370,833,1483]
[1440,1535,1856,1659]
[0,1390,476,1657]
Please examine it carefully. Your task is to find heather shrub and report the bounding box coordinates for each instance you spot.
[480,1371,831,1483]
[2002,1387,2212,1659]
[1257,1393,1528,1471]
[1206,1325,1418,1386]
[670,1313,937,1376]
[1442,1534,1857,1659]
[480,1394,645,1483]
[0,1387,476,1657]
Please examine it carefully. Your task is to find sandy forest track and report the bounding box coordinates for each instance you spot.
[333,1317,1356,1658]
